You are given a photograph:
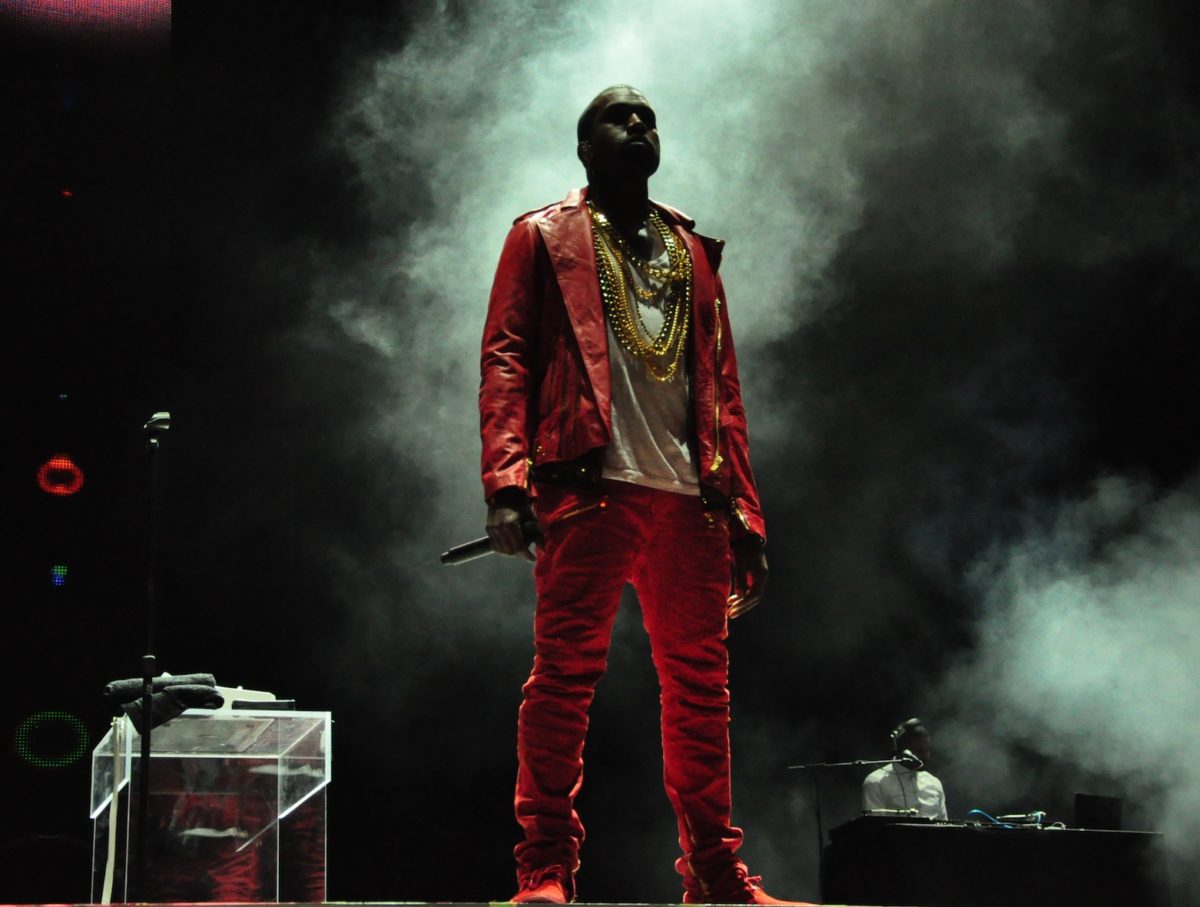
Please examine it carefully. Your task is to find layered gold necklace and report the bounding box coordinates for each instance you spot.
[588,200,693,382]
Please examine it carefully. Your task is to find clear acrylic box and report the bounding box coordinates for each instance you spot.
[90,709,331,903]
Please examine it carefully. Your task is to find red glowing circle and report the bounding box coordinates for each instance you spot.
[37,455,84,497]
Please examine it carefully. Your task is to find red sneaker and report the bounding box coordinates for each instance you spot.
[511,865,575,904]
[683,862,815,905]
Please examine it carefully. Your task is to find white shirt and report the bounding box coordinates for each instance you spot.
[601,246,700,495]
[862,763,948,820]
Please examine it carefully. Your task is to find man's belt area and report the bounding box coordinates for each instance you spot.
[530,448,730,513]
[529,448,604,486]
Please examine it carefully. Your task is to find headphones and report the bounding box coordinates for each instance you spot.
[890,717,924,754]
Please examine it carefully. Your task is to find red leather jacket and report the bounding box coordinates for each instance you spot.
[479,188,765,543]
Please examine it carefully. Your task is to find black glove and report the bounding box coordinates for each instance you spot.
[121,685,225,734]
[103,672,218,705]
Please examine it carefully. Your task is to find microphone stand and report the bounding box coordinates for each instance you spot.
[787,755,921,891]
[134,411,170,900]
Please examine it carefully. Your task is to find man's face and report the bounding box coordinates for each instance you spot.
[907,729,933,766]
[580,87,661,180]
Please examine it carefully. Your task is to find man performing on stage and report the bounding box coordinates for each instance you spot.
[480,85,805,905]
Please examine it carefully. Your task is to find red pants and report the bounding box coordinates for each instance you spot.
[515,479,744,886]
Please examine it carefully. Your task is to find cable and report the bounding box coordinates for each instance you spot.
[965,808,1013,828]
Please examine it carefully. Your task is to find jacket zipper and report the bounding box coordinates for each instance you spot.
[731,498,751,532]
[554,499,607,524]
[710,296,724,474]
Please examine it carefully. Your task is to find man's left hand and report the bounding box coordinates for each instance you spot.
[728,539,768,619]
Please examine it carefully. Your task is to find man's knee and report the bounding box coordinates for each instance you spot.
[525,649,610,698]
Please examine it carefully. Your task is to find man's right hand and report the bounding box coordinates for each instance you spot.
[486,488,537,561]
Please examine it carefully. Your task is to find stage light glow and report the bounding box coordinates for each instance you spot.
[36,455,84,496]
[50,565,69,587]
[59,189,74,198]
[14,711,89,769]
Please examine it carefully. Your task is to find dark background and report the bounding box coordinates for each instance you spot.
[3,1,1199,904]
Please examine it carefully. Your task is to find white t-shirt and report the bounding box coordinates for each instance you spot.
[861,763,948,820]
[601,246,700,495]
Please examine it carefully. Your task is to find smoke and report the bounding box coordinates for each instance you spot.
[310,0,1082,633]
[932,476,1200,886]
[294,0,891,699]
[211,0,1200,899]
[312,0,868,566]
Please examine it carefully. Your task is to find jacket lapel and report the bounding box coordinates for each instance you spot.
[535,189,612,431]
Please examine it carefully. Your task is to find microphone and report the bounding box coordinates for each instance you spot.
[898,749,924,770]
[441,520,542,566]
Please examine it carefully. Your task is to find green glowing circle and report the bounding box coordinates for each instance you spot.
[15,711,88,769]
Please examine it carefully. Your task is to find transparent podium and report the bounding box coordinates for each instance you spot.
[90,709,331,903]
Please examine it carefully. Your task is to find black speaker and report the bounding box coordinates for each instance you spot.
[1074,792,1123,830]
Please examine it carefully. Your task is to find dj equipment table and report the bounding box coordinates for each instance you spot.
[821,816,1172,906]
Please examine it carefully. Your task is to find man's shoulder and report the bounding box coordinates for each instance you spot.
[863,765,893,785]
[512,201,563,226]
[511,188,585,226]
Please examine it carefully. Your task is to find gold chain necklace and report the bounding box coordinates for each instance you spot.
[588,201,693,382]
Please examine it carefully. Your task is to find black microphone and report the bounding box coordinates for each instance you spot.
[899,749,925,770]
[441,520,542,566]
